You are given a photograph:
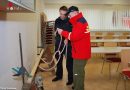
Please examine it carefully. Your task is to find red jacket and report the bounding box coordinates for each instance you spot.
[61,13,91,60]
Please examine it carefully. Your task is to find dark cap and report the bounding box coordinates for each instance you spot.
[66,6,79,15]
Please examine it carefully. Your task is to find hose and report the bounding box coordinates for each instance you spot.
[39,30,68,71]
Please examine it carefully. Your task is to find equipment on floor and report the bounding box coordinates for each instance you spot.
[12,33,34,90]
[34,75,44,90]
[12,33,26,84]
[12,67,31,77]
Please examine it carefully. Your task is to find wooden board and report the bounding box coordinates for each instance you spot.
[121,49,130,69]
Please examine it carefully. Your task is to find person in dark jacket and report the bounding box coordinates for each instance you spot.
[57,6,91,90]
[52,6,73,85]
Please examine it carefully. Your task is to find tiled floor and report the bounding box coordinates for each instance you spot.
[39,58,130,90]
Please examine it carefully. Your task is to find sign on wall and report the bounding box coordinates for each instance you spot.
[112,10,130,28]
[0,0,7,10]
[0,0,13,11]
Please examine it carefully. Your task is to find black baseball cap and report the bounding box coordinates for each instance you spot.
[66,6,79,15]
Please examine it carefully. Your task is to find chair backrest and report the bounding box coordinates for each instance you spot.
[95,32,102,35]
[106,32,115,36]
[91,36,97,40]
[127,42,130,47]
[104,42,117,47]
[121,49,130,69]
[118,42,127,47]
[122,32,130,35]
[103,36,115,39]
[118,36,128,39]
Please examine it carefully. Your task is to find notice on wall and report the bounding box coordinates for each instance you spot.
[0,0,7,11]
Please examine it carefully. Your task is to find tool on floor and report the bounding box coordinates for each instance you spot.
[35,74,44,90]
[12,67,31,77]
[12,33,33,90]
[39,28,68,71]
[12,33,26,84]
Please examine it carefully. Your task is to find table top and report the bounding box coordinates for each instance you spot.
[91,35,130,37]
[91,39,130,42]
[92,47,130,53]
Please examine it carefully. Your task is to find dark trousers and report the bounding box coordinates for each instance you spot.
[73,60,87,90]
[55,44,73,82]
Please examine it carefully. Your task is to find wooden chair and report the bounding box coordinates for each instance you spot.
[118,36,128,39]
[91,36,97,40]
[97,42,104,47]
[118,42,127,47]
[116,49,130,90]
[118,35,130,47]
[106,32,115,36]
[121,33,130,39]
[91,42,98,47]
[95,32,103,35]
[104,42,117,47]
[95,32,103,39]
[122,32,130,35]
[103,36,115,39]
[126,43,130,47]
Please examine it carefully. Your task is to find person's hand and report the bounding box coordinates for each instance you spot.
[57,28,63,35]
[54,31,57,36]
[64,39,68,45]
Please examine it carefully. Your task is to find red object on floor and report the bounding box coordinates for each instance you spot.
[122,69,130,78]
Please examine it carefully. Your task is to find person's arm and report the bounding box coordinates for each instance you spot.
[61,22,88,42]
[54,19,59,36]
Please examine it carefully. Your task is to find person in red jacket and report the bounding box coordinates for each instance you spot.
[57,6,91,90]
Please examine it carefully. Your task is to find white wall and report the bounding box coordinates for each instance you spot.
[44,0,130,5]
[44,4,130,31]
[0,0,44,89]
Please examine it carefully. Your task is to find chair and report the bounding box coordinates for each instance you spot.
[104,42,117,47]
[118,34,130,47]
[103,35,115,39]
[118,36,128,39]
[95,32,103,35]
[122,32,130,35]
[118,42,128,47]
[122,32,130,39]
[91,36,97,40]
[95,32,103,39]
[101,54,121,79]
[116,49,130,90]
[126,43,130,47]
[97,42,104,47]
[116,69,130,90]
[101,42,121,79]
[106,32,115,36]
[91,42,98,47]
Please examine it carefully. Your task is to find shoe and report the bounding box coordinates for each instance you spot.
[72,86,74,89]
[52,77,62,82]
[66,81,73,85]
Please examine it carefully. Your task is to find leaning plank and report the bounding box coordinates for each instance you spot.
[27,49,44,84]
